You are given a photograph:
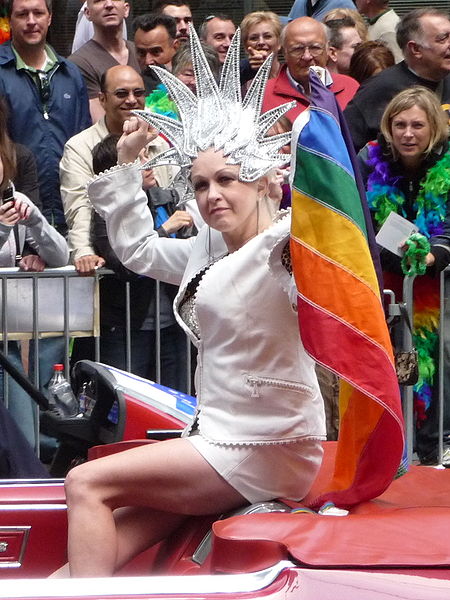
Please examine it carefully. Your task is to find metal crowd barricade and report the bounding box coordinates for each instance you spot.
[384,277,415,465]
[386,273,448,467]
[400,275,415,465]
[94,275,192,394]
[0,266,101,451]
[385,284,412,464]
[0,265,100,372]
[439,267,450,464]
[0,267,193,454]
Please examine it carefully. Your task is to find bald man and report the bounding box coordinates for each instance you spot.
[262,17,359,123]
[60,65,173,273]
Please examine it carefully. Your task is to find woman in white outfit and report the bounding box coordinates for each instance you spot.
[61,29,326,577]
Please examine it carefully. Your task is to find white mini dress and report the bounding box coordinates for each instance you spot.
[179,260,323,504]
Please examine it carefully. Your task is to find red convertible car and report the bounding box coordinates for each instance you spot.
[1,361,450,599]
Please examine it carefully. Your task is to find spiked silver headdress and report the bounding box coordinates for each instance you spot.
[134,27,294,183]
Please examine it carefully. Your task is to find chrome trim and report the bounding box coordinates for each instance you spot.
[0,561,21,569]
[0,560,294,598]
[0,504,66,511]
[0,480,65,488]
[0,526,30,568]
[191,529,214,566]
[192,502,290,565]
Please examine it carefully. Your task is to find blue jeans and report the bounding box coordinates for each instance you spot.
[0,341,37,450]
[99,323,189,393]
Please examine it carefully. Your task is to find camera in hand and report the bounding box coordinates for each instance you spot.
[1,185,14,206]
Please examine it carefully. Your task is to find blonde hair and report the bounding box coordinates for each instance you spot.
[381,87,449,158]
[240,11,282,46]
[323,8,368,42]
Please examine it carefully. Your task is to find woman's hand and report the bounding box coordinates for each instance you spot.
[161,210,193,235]
[117,116,159,165]
[18,254,46,272]
[267,168,284,211]
[247,46,269,70]
[425,252,435,266]
[0,198,31,226]
[400,233,430,276]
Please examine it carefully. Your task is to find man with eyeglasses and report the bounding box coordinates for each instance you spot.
[262,16,359,124]
[60,65,173,275]
[199,14,236,65]
[344,8,450,151]
[133,13,179,93]
[153,0,192,45]
[69,0,140,123]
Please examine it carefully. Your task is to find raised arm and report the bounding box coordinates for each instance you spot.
[88,118,195,285]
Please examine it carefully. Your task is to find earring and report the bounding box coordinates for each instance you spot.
[256,198,260,235]
[207,226,212,264]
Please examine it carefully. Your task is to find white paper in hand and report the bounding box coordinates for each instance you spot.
[375,212,419,257]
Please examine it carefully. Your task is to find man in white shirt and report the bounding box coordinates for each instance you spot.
[355,0,402,62]
[60,65,173,274]
[71,0,127,53]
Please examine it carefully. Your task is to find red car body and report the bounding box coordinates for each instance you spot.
[1,362,449,598]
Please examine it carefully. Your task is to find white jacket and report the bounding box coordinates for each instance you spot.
[88,163,326,445]
[367,9,403,64]
[0,191,69,267]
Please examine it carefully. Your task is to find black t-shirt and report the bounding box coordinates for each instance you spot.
[344,62,450,152]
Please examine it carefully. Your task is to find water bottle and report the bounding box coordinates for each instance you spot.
[48,364,79,417]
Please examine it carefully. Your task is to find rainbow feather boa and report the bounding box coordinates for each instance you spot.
[144,84,179,120]
[367,143,450,423]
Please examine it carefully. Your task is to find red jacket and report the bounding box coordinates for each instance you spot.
[262,65,359,123]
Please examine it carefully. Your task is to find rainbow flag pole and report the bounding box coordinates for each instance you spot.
[290,74,405,509]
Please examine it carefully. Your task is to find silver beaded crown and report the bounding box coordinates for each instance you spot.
[134,27,295,182]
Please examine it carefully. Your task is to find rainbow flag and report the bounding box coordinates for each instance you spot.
[290,75,404,508]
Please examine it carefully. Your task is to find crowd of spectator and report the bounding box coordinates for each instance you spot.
[0,0,449,464]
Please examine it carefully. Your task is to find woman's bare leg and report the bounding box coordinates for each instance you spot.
[49,508,185,579]
[112,506,187,571]
[64,438,246,577]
